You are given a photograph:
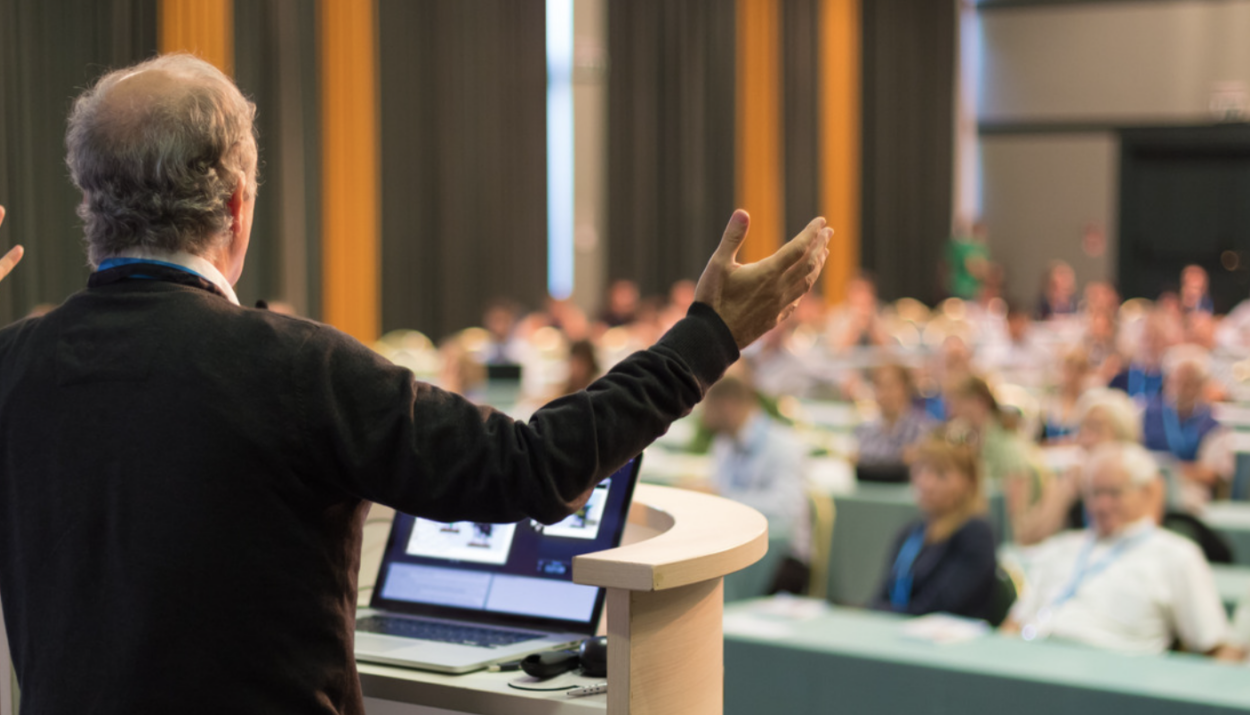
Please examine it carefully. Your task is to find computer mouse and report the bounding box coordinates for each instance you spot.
[579,636,607,678]
[521,649,580,679]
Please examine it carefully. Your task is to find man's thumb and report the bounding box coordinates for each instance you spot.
[713,209,750,263]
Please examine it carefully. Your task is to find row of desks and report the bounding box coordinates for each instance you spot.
[723,599,1250,715]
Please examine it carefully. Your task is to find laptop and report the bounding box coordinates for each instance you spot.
[855,461,912,484]
[354,456,641,673]
[483,363,524,406]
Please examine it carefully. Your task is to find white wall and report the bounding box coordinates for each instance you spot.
[977,0,1250,295]
[980,0,1250,123]
[572,0,609,317]
[980,133,1118,305]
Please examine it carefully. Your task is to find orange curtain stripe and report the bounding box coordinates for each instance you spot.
[159,0,233,76]
[318,0,380,343]
[818,0,861,305]
[735,0,784,265]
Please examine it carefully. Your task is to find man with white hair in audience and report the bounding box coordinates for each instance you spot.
[1141,344,1233,512]
[1003,442,1229,655]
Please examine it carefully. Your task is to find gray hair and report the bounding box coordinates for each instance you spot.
[1076,388,1141,443]
[66,54,258,266]
[1163,343,1211,382]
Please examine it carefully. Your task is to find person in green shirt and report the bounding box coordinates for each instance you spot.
[948,375,1041,541]
[945,221,991,300]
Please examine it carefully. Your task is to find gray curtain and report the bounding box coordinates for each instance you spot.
[0,0,158,324]
[605,0,736,299]
[378,0,549,341]
[233,0,323,318]
[860,0,956,304]
[783,0,821,252]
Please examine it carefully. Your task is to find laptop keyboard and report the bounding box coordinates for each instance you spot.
[356,615,544,649]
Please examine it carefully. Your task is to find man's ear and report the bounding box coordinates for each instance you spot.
[227,172,247,237]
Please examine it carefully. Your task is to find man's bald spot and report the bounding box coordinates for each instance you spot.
[95,67,228,145]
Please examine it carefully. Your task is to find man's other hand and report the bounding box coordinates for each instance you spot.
[695,209,831,349]
[0,207,24,284]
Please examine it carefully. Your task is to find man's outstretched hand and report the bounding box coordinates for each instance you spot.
[694,209,832,349]
[0,206,24,284]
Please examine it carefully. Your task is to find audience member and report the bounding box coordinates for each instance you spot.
[1082,281,1120,317]
[980,302,1049,384]
[481,298,524,364]
[1181,264,1214,316]
[1013,388,1141,546]
[827,274,889,352]
[919,336,974,421]
[945,221,991,300]
[947,376,1032,486]
[742,319,816,398]
[854,365,934,466]
[1142,345,1233,512]
[1039,348,1092,444]
[660,279,696,331]
[1110,313,1175,405]
[1036,260,1079,320]
[598,278,640,329]
[947,376,1040,540]
[869,429,998,620]
[702,371,810,560]
[1003,443,1228,655]
[561,339,600,395]
[1082,308,1123,384]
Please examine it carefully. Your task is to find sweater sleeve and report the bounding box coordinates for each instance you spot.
[295,302,739,524]
[905,519,998,617]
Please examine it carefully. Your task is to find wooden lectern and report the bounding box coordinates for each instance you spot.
[574,483,769,715]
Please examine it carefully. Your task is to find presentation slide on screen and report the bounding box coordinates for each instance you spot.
[532,479,610,540]
[405,519,518,566]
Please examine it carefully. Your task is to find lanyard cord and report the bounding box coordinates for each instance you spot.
[1050,528,1154,609]
[1161,404,1203,461]
[889,525,927,610]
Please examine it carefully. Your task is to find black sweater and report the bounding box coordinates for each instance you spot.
[0,269,738,715]
[868,517,998,621]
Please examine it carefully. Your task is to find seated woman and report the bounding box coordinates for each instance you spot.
[854,364,934,467]
[1038,348,1092,444]
[869,430,998,619]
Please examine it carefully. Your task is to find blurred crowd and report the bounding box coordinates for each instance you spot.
[373,257,1250,662]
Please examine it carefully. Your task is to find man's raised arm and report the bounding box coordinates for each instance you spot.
[306,209,834,525]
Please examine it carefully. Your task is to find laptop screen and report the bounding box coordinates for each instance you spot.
[369,456,640,633]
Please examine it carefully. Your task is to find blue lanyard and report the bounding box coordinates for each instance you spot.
[1051,529,1154,608]
[1161,405,1204,461]
[1127,367,1160,402]
[97,257,207,281]
[889,525,927,609]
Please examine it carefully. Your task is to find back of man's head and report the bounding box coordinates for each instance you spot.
[66,53,257,266]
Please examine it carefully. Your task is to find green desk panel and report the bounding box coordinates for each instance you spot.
[724,603,1250,715]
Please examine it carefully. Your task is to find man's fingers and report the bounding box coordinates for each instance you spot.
[763,216,827,272]
[781,227,832,286]
[0,245,24,283]
[0,205,6,229]
[711,209,751,265]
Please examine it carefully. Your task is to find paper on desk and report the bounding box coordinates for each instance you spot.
[900,614,989,645]
[751,593,830,621]
[723,614,794,639]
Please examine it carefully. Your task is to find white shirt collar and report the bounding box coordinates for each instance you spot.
[107,248,240,306]
[1092,515,1155,544]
